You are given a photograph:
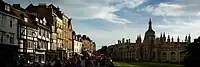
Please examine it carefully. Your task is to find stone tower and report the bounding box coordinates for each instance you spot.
[143,18,155,61]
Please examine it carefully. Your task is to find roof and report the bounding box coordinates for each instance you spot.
[11,7,37,29]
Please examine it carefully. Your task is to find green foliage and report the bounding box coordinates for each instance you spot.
[97,46,108,55]
[184,37,200,67]
[113,62,184,67]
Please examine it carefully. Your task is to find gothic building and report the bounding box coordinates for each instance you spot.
[108,19,188,63]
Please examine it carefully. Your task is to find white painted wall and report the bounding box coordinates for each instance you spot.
[74,40,82,53]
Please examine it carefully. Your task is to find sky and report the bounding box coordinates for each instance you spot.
[5,0,200,49]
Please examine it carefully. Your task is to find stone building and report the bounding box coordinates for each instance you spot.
[109,19,188,63]
[74,34,83,54]
[81,35,96,53]
[0,1,19,66]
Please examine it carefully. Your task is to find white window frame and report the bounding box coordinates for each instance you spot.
[5,4,10,11]
[40,20,43,24]
[35,18,39,22]
[43,18,47,25]
[24,17,28,22]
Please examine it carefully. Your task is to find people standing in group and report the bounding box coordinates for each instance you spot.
[54,58,61,67]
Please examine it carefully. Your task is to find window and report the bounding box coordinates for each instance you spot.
[45,31,47,38]
[43,30,45,37]
[171,52,176,60]
[9,19,12,27]
[43,18,47,25]
[33,31,36,37]
[0,14,2,24]
[35,18,38,22]
[0,31,6,42]
[24,17,28,22]
[162,52,167,60]
[5,4,10,11]
[47,32,49,38]
[40,20,43,24]
[10,33,14,44]
[41,29,43,36]
[27,29,33,36]
[27,41,33,48]
[1,15,5,24]
[37,41,41,49]
[28,41,31,48]
[39,28,41,36]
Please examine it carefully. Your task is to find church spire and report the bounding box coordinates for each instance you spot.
[177,36,180,42]
[171,37,174,42]
[185,35,188,42]
[188,34,191,43]
[167,35,170,42]
[149,18,152,30]
[163,32,166,42]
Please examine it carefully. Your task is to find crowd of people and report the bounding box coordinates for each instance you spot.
[18,54,114,67]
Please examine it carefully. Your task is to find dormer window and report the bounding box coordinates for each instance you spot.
[5,4,10,11]
[40,20,43,24]
[24,17,28,22]
[43,18,47,25]
[35,18,39,22]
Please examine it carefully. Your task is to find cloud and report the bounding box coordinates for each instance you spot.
[110,0,145,8]
[139,0,200,17]
[5,0,146,49]
[154,18,200,41]
[73,23,145,49]
[139,3,185,16]
[7,0,200,50]
[57,0,145,24]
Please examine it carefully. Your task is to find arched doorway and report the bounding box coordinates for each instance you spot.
[162,52,167,61]
[153,52,156,60]
[180,51,185,62]
[171,52,176,61]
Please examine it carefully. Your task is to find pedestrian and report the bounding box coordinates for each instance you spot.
[80,56,85,67]
[50,59,55,67]
[100,57,106,67]
[54,58,61,67]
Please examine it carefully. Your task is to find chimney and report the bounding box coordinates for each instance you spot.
[13,4,20,9]
[129,39,130,43]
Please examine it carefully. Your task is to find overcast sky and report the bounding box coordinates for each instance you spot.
[5,0,200,49]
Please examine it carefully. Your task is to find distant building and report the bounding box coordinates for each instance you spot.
[108,19,187,63]
[74,35,83,54]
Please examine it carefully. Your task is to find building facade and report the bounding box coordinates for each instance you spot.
[0,1,19,66]
[109,19,187,63]
[0,1,96,65]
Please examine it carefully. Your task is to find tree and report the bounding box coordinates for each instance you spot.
[97,46,108,56]
[184,37,200,67]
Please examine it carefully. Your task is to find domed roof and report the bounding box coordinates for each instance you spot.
[144,18,155,39]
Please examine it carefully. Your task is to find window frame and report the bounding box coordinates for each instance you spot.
[5,4,10,11]
[24,17,28,22]
[9,33,14,44]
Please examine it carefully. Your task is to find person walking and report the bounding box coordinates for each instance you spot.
[80,56,85,67]
[54,58,61,67]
